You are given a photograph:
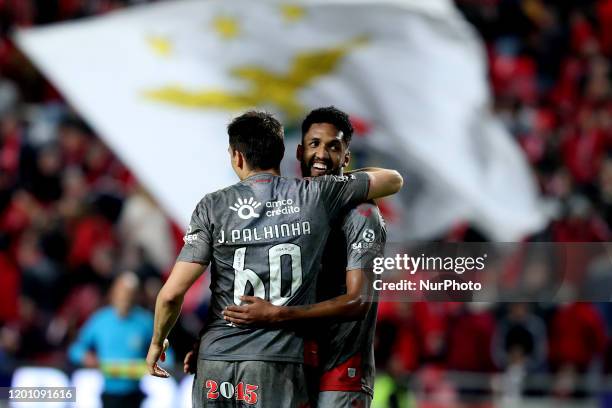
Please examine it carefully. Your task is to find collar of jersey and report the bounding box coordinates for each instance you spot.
[242,172,278,182]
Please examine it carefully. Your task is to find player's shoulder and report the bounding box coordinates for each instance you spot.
[343,201,385,228]
[346,201,382,220]
[89,306,114,323]
[299,174,360,196]
[305,174,361,184]
[203,183,236,201]
[196,182,242,209]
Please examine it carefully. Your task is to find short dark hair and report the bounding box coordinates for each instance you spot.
[301,106,353,147]
[228,111,285,170]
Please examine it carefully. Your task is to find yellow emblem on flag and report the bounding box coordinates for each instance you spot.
[143,36,368,119]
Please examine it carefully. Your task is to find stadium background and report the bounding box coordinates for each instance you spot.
[0,0,611,407]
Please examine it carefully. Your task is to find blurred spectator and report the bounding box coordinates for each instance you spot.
[0,246,19,322]
[17,295,53,362]
[0,325,19,386]
[492,303,547,371]
[67,205,117,285]
[27,142,63,203]
[17,227,62,311]
[57,116,91,166]
[376,302,420,375]
[446,303,495,373]
[48,284,103,348]
[491,303,547,400]
[68,272,154,408]
[551,194,611,241]
[412,302,460,363]
[444,303,496,403]
[597,154,612,225]
[549,302,607,398]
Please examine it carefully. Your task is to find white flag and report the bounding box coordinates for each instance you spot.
[15,0,547,241]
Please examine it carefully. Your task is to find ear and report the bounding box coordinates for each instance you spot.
[235,150,245,170]
[342,150,351,168]
[231,149,243,169]
[296,144,304,162]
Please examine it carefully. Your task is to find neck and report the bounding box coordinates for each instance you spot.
[115,307,130,318]
[244,168,280,179]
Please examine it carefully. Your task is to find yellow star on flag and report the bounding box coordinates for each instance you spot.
[212,16,240,39]
[147,35,172,56]
[280,4,306,23]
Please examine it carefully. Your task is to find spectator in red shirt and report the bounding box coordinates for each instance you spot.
[0,248,18,322]
[549,302,607,397]
[446,303,496,373]
[549,302,607,372]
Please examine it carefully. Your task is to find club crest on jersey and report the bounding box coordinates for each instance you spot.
[229,197,261,220]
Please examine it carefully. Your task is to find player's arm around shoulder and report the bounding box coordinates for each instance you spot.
[350,167,403,200]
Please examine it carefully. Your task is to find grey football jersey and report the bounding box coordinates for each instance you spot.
[177,172,370,363]
[317,202,386,394]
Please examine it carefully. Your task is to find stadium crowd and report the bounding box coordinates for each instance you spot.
[0,0,611,404]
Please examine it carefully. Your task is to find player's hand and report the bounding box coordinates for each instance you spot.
[146,338,170,378]
[222,296,281,326]
[83,351,99,368]
[183,341,199,374]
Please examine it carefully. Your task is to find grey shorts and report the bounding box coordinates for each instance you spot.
[317,391,372,408]
[192,359,310,408]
